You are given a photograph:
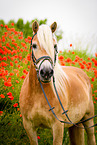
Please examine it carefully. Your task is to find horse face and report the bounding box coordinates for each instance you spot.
[32,35,57,83]
[31,21,57,83]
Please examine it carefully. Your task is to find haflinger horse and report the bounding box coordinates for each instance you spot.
[19,21,96,145]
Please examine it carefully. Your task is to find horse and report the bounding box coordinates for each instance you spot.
[19,21,96,145]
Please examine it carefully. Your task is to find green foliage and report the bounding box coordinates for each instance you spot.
[0,111,30,145]
[8,20,15,27]
[16,18,24,30]
[1,18,63,42]
[0,19,5,25]
[24,21,32,38]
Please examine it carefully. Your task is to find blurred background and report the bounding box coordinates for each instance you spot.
[0,0,97,54]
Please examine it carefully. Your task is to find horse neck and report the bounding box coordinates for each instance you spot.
[29,63,38,89]
[29,62,54,95]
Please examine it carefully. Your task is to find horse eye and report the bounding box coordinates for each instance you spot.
[32,44,37,49]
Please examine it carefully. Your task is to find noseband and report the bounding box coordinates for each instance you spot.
[30,33,97,129]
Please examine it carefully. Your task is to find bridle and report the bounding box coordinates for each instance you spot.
[30,33,58,80]
[30,33,97,129]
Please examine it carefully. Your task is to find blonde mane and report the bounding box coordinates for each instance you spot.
[37,25,68,98]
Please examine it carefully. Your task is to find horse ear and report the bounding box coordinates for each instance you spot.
[50,22,57,33]
[32,20,39,33]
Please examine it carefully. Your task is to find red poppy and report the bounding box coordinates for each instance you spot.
[8,95,14,101]
[4,25,8,29]
[87,62,92,67]
[1,62,8,67]
[82,61,86,64]
[95,98,97,101]
[15,60,18,64]
[95,53,97,57]
[72,51,75,54]
[37,136,40,139]
[0,111,3,115]
[87,57,90,60]
[66,58,72,63]
[7,92,12,96]
[91,78,94,82]
[18,36,23,40]
[16,80,19,83]
[12,39,15,42]
[58,55,64,61]
[91,84,93,88]
[9,73,14,76]
[27,54,30,61]
[94,60,97,67]
[60,61,65,66]
[20,114,22,117]
[28,36,32,40]
[14,55,18,59]
[13,103,18,107]
[23,69,28,74]
[17,108,19,111]
[94,70,97,78]
[0,24,3,27]
[25,38,28,43]
[4,81,12,87]
[0,43,2,48]
[28,65,30,69]
[70,44,72,47]
[3,56,7,61]
[18,65,20,68]
[59,50,62,53]
[20,75,26,79]
[0,94,5,98]
[19,56,22,61]
[11,23,14,26]
[80,64,85,69]
[72,61,75,65]
[91,58,95,62]
[20,48,23,52]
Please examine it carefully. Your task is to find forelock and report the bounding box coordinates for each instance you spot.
[37,25,54,59]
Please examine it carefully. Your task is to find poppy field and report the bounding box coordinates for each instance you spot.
[0,22,97,145]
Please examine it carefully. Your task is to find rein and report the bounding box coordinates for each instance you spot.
[30,33,97,129]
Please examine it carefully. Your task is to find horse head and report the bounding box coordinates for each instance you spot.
[31,21,58,83]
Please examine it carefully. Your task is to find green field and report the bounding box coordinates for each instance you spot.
[0,21,97,145]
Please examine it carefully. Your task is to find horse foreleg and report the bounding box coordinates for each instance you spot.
[69,123,85,145]
[52,122,64,145]
[82,114,96,145]
[23,117,38,145]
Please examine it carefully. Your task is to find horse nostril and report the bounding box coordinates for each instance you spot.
[49,69,53,77]
[40,69,45,77]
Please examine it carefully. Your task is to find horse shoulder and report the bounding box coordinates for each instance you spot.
[19,73,33,116]
[62,66,92,119]
[62,66,90,87]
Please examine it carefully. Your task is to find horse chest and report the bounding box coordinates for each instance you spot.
[27,103,53,128]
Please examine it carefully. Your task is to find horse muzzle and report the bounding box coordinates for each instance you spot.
[39,67,54,83]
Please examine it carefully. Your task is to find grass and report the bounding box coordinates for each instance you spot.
[0,23,97,145]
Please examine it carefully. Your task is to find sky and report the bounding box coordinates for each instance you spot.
[0,0,97,52]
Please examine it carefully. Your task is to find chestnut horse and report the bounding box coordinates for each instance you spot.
[19,21,96,145]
